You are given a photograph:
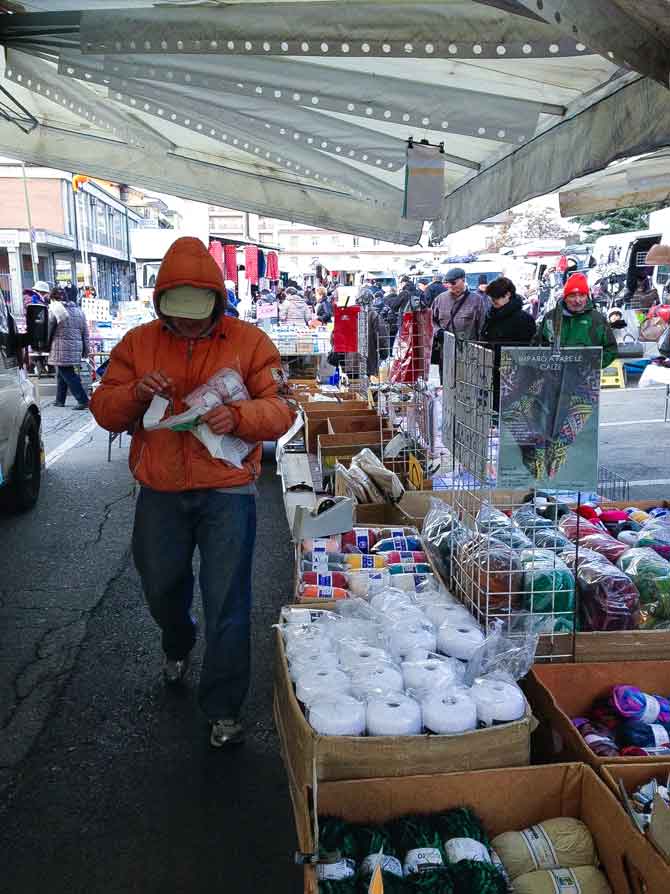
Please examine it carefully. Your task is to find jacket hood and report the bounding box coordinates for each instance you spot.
[153,237,227,321]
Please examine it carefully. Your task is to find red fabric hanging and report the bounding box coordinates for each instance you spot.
[389,309,433,384]
[266,251,279,280]
[224,244,238,284]
[209,240,224,274]
[244,245,259,285]
[333,304,360,353]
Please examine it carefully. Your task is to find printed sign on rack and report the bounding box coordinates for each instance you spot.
[497,346,601,490]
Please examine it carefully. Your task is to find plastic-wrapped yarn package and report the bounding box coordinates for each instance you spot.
[459,536,524,613]
[617,548,670,622]
[288,648,340,681]
[303,535,342,554]
[512,867,612,894]
[308,694,366,736]
[519,549,575,620]
[388,573,437,593]
[422,688,478,734]
[487,527,534,551]
[387,562,432,575]
[475,502,513,533]
[349,662,405,699]
[299,585,349,602]
[469,677,526,727]
[511,503,556,534]
[386,550,428,564]
[345,569,390,598]
[350,448,406,504]
[638,517,670,560]
[618,719,670,750]
[341,528,380,553]
[401,656,463,692]
[301,571,349,590]
[388,618,437,662]
[422,600,472,629]
[577,531,629,565]
[422,498,467,580]
[530,527,572,552]
[492,818,597,880]
[295,667,352,704]
[338,643,392,670]
[366,694,423,735]
[562,551,640,631]
[437,623,485,660]
[559,512,604,541]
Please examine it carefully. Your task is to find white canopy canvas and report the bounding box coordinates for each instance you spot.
[0,1,669,244]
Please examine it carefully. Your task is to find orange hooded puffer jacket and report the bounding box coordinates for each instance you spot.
[90,237,294,492]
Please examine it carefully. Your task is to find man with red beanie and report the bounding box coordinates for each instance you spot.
[538,271,617,368]
[90,237,294,747]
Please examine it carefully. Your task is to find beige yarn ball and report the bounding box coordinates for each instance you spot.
[513,866,611,894]
[491,818,597,880]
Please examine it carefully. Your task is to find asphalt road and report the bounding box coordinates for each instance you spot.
[0,380,668,894]
[0,398,299,894]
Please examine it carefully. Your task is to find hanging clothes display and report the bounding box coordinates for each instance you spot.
[266,251,280,281]
[257,249,266,280]
[244,245,259,285]
[209,240,224,274]
[224,244,238,285]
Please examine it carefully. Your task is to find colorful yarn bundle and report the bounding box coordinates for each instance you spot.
[590,699,620,730]
[617,548,670,619]
[373,535,424,553]
[618,719,670,751]
[491,818,597,880]
[611,685,670,724]
[572,717,620,757]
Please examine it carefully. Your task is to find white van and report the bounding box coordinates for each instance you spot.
[0,301,43,511]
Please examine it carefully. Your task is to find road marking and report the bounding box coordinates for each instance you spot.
[45,418,98,468]
[601,418,667,427]
[629,478,670,488]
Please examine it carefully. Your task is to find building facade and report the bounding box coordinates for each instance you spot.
[0,165,140,315]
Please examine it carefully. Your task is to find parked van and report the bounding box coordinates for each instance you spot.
[0,301,44,511]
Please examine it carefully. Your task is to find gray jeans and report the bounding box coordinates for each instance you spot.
[132,487,257,720]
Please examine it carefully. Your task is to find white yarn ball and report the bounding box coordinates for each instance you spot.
[423,602,472,628]
[389,619,437,662]
[437,623,485,661]
[366,694,423,736]
[309,694,366,736]
[470,678,526,726]
[350,662,404,698]
[422,690,478,734]
[402,657,461,692]
[295,667,351,705]
[289,649,340,681]
[338,644,393,671]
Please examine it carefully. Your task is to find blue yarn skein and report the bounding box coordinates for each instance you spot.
[618,719,670,749]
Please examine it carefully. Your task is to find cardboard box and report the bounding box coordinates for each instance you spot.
[327,415,386,436]
[302,763,670,894]
[317,430,392,473]
[601,762,670,863]
[574,630,670,663]
[273,628,533,849]
[304,405,375,452]
[525,661,670,770]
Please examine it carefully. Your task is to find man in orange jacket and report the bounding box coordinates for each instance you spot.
[91,237,294,747]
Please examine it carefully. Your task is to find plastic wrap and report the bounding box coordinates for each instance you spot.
[344,463,386,504]
[351,448,405,503]
[298,584,349,602]
[458,535,524,613]
[475,503,512,533]
[530,527,571,552]
[558,512,604,541]
[350,662,405,699]
[385,550,428,565]
[389,573,437,593]
[422,498,467,581]
[341,528,380,553]
[511,503,556,534]
[372,535,423,553]
[388,617,437,662]
[577,531,630,565]
[421,687,478,734]
[562,551,640,631]
[637,517,670,560]
[346,569,391,598]
[387,563,432,575]
[463,619,539,686]
[488,528,533,551]
[519,548,575,623]
[617,548,670,627]
[294,667,352,704]
[401,654,464,693]
[301,570,349,590]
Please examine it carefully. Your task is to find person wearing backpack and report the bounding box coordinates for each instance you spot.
[538,272,617,368]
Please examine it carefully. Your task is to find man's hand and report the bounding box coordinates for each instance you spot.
[135,370,174,402]
[202,405,236,435]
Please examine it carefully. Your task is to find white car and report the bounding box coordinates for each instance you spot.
[0,300,43,511]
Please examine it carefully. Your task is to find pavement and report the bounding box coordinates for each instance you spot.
[0,380,669,893]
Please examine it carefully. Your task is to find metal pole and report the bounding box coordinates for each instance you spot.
[21,162,39,284]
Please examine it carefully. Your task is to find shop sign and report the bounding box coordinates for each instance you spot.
[0,230,20,249]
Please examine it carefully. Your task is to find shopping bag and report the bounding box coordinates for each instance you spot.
[332,304,361,352]
[639,316,668,342]
[617,334,644,358]
[389,308,433,384]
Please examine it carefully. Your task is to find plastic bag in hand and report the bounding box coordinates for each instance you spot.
[562,551,640,631]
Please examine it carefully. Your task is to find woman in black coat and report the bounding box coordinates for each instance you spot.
[481,277,536,411]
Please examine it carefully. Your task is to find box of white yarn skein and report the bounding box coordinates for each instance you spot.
[273,619,534,853]
[301,763,670,894]
[525,660,670,771]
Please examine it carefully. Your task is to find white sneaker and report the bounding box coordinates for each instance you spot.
[163,656,188,685]
[210,718,244,747]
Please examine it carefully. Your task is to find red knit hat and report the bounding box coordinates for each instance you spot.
[154,237,225,299]
[564,272,589,298]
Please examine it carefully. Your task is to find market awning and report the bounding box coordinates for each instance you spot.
[0,1,669,245]
[558,151,670,218]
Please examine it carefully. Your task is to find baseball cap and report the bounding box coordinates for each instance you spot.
[444,267,466,283]
[160,285,216,319]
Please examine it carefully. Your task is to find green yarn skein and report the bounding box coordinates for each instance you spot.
[355,824,406,894]
[317,816,359,894]
[438,808,507,894]
[390,814,454,894]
